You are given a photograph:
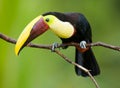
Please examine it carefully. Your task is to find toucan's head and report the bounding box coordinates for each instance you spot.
[15,14,75,55]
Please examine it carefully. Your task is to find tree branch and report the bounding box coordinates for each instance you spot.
[0,33,16,44]
[1,33,119,52]
[2,32,120,88]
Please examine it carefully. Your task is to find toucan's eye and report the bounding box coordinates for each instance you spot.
[45,18,49,22]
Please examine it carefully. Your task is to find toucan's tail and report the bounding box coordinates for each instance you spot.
[75,48,100,77]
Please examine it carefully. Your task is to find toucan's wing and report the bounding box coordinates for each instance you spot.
[75,14,100,76]
[76,13,92,43]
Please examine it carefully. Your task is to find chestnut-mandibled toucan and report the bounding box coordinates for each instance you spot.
[15,12,100,77]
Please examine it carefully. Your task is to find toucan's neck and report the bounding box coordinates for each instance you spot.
[49,18,75,38]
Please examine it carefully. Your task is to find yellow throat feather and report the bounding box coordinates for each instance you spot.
[43,15,74,38]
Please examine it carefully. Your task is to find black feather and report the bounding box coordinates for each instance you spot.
[75,48,100,76]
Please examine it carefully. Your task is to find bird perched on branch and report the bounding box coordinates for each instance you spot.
[15,12,100,77]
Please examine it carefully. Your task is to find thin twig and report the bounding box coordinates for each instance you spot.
[0,33,16,44]
[2,32,120,88]
[87,42,120,51]
[55,50,100,88]
[57,42,120,52]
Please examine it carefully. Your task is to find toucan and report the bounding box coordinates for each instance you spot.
[15,12,100,77]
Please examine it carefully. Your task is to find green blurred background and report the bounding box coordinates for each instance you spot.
[0,0,120,88]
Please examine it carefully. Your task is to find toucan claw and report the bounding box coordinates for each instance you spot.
[80,41,87,48]
[51,42,59,52]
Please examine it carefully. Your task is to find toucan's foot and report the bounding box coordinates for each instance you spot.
[80,41,87,48]
[51,43,58,52]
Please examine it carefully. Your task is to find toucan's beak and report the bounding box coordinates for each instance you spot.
[15,15,49,55]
